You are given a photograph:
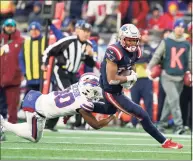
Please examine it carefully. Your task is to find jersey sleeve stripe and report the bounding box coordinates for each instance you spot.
[104,92,142,121]
[108,45,123,60]
[81,104,93,112]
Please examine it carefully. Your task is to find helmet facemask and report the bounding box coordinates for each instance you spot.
[119,24,141,52]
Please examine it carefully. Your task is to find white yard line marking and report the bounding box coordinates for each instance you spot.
[1,147,191,154]
[41,136,191,142]
[56,129,191,139]
[2,141,191,147]
[0,156,159,160]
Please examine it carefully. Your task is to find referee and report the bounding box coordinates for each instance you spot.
[41,21,96,130]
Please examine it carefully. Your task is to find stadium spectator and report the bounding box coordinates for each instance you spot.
[19,22,45,94]
[0,1,15,26]
[69,0,84,20]
[160,1,183,30]
[0,18,23,124]
[147,19,191,134]
[28,1,45,26]
[14,1,34,23]
[118,0,149,29]
[148,7,164,31]
[86,1,114,30]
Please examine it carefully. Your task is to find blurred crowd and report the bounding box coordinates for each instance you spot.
[0,0,192,134]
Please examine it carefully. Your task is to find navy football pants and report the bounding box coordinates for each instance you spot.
[93,91,166,144]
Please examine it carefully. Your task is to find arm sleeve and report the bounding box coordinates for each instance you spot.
[80,101,94,112]
[42,37,73,65]
[18,48,26,76]
[105,47,122,64]
[147,40,165,69]
[50,24,64,41]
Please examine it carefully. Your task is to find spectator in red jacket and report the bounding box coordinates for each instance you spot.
[0,18,23,124]
[160,1,183,30]
[148,7,164,31]
[118,0,149,29]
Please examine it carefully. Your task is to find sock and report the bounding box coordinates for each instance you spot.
[3,121,35,142]
[140,116,166,144]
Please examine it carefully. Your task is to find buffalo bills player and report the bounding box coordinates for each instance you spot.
[0,73,115,143]
[97,24,183,149]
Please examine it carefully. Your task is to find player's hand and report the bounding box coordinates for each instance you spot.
[126,70,137,82]
[146,68,153,80]
[85,45,94,56]
[41,64,47,71]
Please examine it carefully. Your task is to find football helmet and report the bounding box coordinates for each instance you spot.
[118,24,141,52]
[78,73,102,102]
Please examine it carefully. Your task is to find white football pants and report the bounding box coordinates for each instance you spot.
[2,111,46,143]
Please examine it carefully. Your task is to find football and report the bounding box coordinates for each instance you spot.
[119,70,132,76]
[184,71,192,87]
[150,65,162,79]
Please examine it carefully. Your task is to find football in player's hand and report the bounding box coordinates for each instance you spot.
[119,70,132,76]
[150,65,162,79]
[184,71,192,87]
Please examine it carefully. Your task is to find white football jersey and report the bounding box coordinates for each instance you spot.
[35,83,94,119]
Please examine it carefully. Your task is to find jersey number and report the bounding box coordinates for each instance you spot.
[54,91,75,108]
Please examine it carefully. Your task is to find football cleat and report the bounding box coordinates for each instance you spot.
[162,139,183,149]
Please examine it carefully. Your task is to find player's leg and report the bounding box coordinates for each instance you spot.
[104,92,183,148]
[141,78,153,121]
[104,92,166,144]
[130,81,141,127]
[1,112,46,142]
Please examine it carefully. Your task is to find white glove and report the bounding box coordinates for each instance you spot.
[126,70,138,82]
[121,70,137,89]
[146,69,153,80]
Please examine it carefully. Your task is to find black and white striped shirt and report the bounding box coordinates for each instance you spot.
[42,35,95,73]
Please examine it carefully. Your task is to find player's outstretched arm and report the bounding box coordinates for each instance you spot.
[79,109,115,130]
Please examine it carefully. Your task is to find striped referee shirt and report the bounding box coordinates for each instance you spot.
[42,35,95,73]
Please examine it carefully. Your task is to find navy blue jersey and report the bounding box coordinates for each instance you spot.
[100,42,141,94]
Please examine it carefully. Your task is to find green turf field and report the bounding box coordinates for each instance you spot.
[1,128,192,160]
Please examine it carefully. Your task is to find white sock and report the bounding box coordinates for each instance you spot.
[3,121,35,142]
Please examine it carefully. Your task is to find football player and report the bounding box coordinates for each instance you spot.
[0,73,115,143]
[95,23,183,149]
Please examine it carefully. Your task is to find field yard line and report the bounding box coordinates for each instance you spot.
[3,141,191,147]
[41,136,191,142]
[57,129,191,139]
[1,147,191,154]
[1,156,156,160]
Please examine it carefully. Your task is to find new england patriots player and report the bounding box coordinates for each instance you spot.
[98,24,183,149]
[0,73,115,143]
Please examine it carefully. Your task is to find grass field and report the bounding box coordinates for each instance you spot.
[1,127,192,160]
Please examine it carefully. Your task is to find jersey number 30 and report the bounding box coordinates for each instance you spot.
[54,91,75,108]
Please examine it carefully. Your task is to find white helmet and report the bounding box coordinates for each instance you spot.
[78,73,102,102]
[118,24,141,52]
